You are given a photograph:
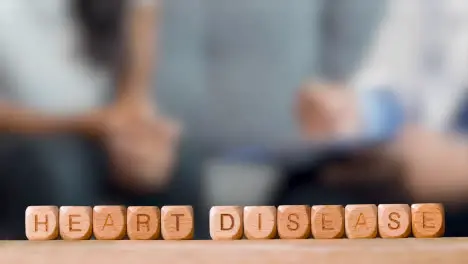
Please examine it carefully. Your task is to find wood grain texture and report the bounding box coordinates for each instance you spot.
[2,239,468,264]
[277,205,310,239]
[209,206,243,240]
[127,206,160,240]
[161,206,194,240]
[345,205,378,239]
[93,206,126,240]
[311,205,344,239]
[244,206,277,239]
[25,206,59,240]
[378,204,411,238]
[411,204,445,238]
[59,206,93,240]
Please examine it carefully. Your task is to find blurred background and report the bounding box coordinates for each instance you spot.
[2,0,468,239]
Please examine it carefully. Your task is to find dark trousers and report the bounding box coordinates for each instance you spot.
[272,152,468,237]
[0,135,204,239]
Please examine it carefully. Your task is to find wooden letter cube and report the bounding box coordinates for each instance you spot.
[277,205,310,239]
[311,205,344,239]
[378,204,411,238]
[411,203,445,238]
[93,206,126,240]
[161,206,194,240]
[59,206,92,240]
[244,206,277,239]
[209,206,243,240]
[345,204,377,239]
[127,206,160,240]
[25,206,58,240]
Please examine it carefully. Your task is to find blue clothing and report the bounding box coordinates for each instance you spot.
[360,88,468,138]
[454,92,468,134]
[223,89,405,163]
[358,89,405,141]
[224,88,468,164]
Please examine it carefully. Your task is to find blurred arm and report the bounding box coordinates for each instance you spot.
[349,1,468,200]
[0,56,104,135]
[298,2,421,141]
[116,0,160,103]
[0,0,161,136]
[0,102,104,136]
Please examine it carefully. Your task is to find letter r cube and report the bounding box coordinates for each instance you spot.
[127,206,160,240]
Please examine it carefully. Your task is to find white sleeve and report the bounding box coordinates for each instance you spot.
[350,0,422,94]
[0,51,7,100]
[0,0,17,101]
[0,13,8,100]
[129,0,161,8]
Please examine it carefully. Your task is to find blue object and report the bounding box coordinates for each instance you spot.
[359,89,406,141]
[454,92,468,133]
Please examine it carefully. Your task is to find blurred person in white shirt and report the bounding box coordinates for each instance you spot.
[0,0,181,238]
[297,0,468,203]
[0,0,179,193]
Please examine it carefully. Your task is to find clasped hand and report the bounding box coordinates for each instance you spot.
[97,98,181,194]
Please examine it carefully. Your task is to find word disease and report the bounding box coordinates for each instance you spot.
[25,204,444,240]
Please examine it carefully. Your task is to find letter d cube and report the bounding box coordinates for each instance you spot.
[209,206,243,240]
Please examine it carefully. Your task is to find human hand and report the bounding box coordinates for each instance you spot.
[390,126,468,202]
[99,98,181,193]
[296,81,361,141]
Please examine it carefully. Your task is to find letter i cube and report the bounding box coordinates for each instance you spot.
[244,206,277,239]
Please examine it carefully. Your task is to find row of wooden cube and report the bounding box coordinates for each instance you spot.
[25,203,444,240]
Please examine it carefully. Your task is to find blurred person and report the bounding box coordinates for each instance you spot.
[0,0,181,238]
[0,0,384,239]
[148,0,383,238]
[296,1,468,213]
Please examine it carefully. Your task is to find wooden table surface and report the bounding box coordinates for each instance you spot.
[2,239,468,264]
